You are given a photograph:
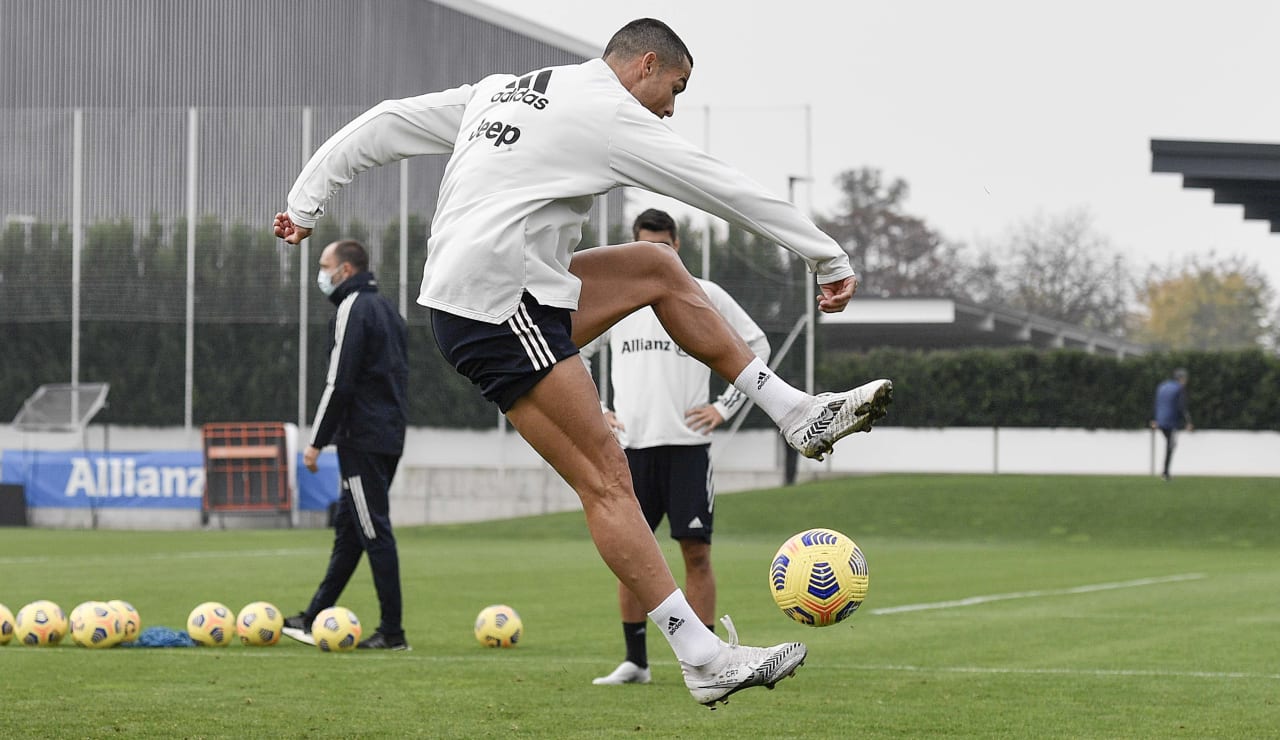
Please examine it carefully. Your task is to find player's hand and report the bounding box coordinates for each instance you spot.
[303,445,320,473]
[685,404,724,434]
[273,212,312,245]
[817,275,858,313]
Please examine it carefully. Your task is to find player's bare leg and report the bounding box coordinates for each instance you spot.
[570,242,754,378]
[570,242,892,462]
[678,538,715,625]
[504,358,678,611]
[568,243,808,706]
[611,539,712,625]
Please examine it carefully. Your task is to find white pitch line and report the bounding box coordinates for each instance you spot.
[870,573,1208,615]
[0,547,326,566]
[842,664,1280,681]
[130,651,1280,681]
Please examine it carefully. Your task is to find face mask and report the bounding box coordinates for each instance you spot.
[317,265,342,296]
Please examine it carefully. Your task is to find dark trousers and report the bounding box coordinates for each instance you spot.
[306,447,404,637]
[1160,427,1177,477]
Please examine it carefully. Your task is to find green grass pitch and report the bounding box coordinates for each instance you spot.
[2,474,1278,738]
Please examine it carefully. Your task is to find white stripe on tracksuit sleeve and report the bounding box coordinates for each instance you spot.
[310,292,358,448]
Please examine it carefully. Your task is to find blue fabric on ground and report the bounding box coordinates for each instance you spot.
[120,626,197,647]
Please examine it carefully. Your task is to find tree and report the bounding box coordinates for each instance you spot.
[973,208,1133,334]
[815,167,965,298]
[1133,254,1275,351]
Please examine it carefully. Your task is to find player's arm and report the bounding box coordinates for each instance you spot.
[284,85,477,235]
[608,105,856,306]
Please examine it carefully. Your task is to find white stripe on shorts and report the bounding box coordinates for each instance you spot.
[348,475,376,540]
[508,303,555,369]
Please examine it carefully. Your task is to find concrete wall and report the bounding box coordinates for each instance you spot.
[2,424,1276,530]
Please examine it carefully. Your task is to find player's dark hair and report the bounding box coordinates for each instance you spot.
[603,18,693,69]
[333,239,369,273]
[632,208,679,241]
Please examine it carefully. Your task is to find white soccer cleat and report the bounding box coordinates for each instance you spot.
[592,660,652,685]
[783,379,893,461]
[680,616,806,709]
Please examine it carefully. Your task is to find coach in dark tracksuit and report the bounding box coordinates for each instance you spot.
[286,239,410,650]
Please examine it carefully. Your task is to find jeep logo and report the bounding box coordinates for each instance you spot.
[468,118,521,147]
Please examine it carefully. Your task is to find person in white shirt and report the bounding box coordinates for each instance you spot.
[584,209,770,687]
[273,18,892,707]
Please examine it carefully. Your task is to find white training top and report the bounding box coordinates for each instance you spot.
[287,58,853,324]
[581,278,770,449]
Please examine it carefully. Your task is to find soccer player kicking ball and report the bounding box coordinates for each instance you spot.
[273,18,891,707]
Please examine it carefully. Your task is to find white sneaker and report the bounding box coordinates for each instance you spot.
[281,626,316,646]
[592,660,652,685]
[783,379,893,461]
[681,616,806,708]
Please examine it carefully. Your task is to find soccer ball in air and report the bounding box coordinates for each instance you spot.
[0,603,14,645]
[237,601,284,646]
[70,601,125,648]
[108,600,141,642]
[187,602,235,646]
[769,528,869,626]
[15,600,67,646]
[474,604,522,648]
[312,607,362,652]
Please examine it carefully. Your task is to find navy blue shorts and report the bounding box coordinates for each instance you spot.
[431,293,581,413]
[626,444,714,543]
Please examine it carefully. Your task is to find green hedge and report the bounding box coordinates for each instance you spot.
[7,322,1275,431]
[1,321,494,429]
[821,347,1280,430]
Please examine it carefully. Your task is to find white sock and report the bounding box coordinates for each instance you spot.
[733,357,810,427]
[648,589,720,666]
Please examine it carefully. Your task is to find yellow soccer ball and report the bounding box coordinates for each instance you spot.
[236,601,284,646]
[474,604,523,648]
[312,607,362,652]
[15,600,67,646]
[769,528,869,626]
[187,602,235,647]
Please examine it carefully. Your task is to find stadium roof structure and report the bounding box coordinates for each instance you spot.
[819,298,1146,357]
[432,0,600,58]
[1151,138,1280,232]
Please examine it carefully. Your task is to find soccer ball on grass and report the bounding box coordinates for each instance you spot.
[0,603,14,645]
[312,606,362,652]
[70,601,125,648]
[108,600,141,642]
[474,604,522,648]
[187,602,235,647]
[237,601,284,646]
[769,528,869,626]
[15,600,67,646]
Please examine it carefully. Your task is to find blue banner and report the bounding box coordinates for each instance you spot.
[297,453,340,512]
[1,450,340,511]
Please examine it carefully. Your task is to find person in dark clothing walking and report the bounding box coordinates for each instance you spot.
[1150,368,1192,481]
[282,239,411,650]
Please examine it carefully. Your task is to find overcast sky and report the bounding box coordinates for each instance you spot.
[478,0,1280,296]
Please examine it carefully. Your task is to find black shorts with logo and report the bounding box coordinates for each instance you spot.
[431,292,581,413]
[626,444,714,543]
